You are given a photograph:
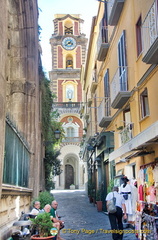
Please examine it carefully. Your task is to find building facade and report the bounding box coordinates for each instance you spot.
[82,0,158,219]
[0,0,44,238]
[49,14,88,189]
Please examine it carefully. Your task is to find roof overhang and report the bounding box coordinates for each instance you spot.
[109,121,158,162]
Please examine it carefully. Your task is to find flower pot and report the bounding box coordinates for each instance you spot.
[31,235,55,240]
[96,201,103,212]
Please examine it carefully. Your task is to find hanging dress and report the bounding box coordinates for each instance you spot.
[120,183,133,215]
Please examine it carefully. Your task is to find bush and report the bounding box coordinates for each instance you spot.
[31,212,53,237]
[32,191,54,209]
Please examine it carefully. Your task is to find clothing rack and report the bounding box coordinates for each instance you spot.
[140,159,158,169]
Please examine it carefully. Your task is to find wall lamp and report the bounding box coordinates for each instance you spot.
[43,129,61,146]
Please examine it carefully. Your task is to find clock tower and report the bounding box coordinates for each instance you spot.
[49,14,88,190]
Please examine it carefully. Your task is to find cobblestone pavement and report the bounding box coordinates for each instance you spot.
[51,189,138,240]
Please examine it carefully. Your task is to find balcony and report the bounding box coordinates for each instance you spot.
[98,97,112,128]
[119,123,133,145]
[53,102,81,114]
[90,69,98,93]
[62,137,82,143]
[142,0,158,64]
[97,26,109,61]
[108,0,125,26]
[111,67,131,109]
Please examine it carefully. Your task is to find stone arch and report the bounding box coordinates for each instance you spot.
[64,152,79,189]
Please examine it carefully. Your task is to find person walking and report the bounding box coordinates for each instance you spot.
[106,186,127,240]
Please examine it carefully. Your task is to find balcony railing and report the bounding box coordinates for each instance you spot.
[53,102,81,114]
[111,66,131,109]
[108,0,125,26]
[119,123,133,145]
[142,0,158,63]
[98,97,112,128]
[62,137,82,143]
[97,26,109,61]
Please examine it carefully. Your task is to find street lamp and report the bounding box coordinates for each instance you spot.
[43,129,61,146]
[54,129,61,140]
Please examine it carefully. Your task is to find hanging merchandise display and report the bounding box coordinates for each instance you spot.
[135,161,158,240]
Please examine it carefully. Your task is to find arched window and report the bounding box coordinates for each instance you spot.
[66,56,73,69]
[64,20,73,35]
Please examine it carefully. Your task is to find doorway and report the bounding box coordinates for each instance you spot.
[65,164,74,189]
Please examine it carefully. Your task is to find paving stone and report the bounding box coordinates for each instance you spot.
[51,190,138,240]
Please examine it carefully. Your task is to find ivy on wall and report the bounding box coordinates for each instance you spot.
[40,68,64,190]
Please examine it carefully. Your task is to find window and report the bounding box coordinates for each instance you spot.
[3,123,29,187]
[140,88,150,118]
[67,127,75,137]
[104,69,110,97]
[66,55,73,69]
[136,16,142,57]
[118,31,127,91]
[64,20,73,35]
[104,69,111,116]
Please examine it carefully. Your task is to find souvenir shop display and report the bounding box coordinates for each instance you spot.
[136,161,158,239]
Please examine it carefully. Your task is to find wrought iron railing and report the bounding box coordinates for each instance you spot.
[53,102,81,114]
[97,97,111,124]
[119,123,133,145]
[111,66,128,102]
[142,0,158,56]
[62,137,82,143]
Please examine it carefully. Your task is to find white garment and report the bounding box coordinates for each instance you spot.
[138,169,145,185]
[30,208,39,215]
[128,185,138,221]
[120,183,132,215]
[106,191,125,208]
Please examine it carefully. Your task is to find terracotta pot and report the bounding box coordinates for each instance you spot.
[96,201,103,212]
[31,235,55,240]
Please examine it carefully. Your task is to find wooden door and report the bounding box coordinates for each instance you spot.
[65,164,74,189]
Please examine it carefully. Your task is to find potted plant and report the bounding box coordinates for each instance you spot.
[96,189,102,212]
[70,184,75,190]
[30,212,56,239]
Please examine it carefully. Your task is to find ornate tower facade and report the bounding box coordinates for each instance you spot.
[49,14,88,189]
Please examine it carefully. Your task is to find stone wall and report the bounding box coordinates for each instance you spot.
[0,0,43,238]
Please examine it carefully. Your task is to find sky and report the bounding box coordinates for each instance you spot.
[38,0,99,76]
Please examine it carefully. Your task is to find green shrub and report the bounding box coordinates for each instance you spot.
[31,212,53,237]
[32,191,54,209]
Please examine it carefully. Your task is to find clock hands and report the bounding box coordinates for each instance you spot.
[66,41,73,46]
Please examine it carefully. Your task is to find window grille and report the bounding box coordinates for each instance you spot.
[3,122,30,187]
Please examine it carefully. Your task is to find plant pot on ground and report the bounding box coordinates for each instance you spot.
[96,189,103,212]
[30,212,56,239]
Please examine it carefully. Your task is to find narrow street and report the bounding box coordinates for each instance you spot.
[51,190,138,240]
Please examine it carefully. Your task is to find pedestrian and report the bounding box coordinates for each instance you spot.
[50,200,65,240]
[39,204,51,213]
[106,186,127,240]
[120,176,132,217]
[30,201,41,215]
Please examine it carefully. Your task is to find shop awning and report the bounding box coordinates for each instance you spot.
[109,120,158,162]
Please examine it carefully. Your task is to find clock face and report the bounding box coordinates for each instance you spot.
[62,37,76,50]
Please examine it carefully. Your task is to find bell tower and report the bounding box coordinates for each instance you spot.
[49,14,87,102]
[49,14,88,190]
